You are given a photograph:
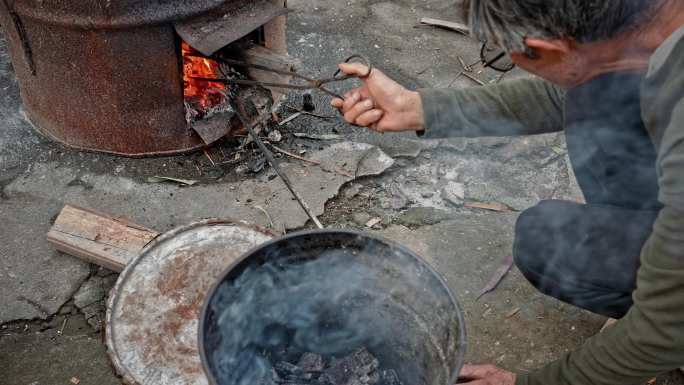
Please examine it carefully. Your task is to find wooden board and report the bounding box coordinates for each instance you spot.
[242,44,301,104]
[47,205,159,272]
[419,17,470,35]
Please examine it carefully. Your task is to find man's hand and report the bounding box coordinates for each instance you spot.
[457,365,517,385]
[330,63,425,133]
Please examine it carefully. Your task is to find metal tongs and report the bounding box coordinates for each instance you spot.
[204,55,373,229]
[192,54,373,100]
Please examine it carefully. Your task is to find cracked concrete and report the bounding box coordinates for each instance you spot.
[1,141,393,323]
[0,0,679,384]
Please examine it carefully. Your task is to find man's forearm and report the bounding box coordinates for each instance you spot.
[419,78,565,139]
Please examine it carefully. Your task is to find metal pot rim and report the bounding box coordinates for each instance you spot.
[198,228,468,385]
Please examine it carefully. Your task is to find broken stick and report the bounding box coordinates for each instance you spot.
[229,97,325,229]
[418,17,470,35]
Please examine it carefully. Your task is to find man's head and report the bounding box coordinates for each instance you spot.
[467,0,666,87]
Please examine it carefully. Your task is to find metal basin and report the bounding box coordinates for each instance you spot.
[199,230,467,385]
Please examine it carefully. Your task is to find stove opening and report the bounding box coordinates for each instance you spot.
[177,14,296,146]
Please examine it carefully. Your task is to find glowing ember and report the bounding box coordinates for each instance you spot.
[182,41,226,111]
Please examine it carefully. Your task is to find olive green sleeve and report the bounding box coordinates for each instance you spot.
[516,91,684,385]
[417,77,565,138]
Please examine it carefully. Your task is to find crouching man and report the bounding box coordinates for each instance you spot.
[332,0,684,384]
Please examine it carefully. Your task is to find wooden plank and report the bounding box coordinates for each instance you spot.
[47,205,159,272]
[242,44,300,105]
[264,0,288,55]
[419,17,470,35]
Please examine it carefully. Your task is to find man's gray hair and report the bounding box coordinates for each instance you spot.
[468,0,663,52]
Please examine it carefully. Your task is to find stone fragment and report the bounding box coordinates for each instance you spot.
[344,184,362,199]
[441,182,466,207]
[73,277,105,309]
[395,208,452,227]
[352,212,372,227]
[310,142,395,178]
[365,217,382,228]
[268,130,283,143]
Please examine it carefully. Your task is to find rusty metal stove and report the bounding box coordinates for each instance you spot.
[0,0,291,156]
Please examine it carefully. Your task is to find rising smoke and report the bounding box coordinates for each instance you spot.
[207,251,387,385]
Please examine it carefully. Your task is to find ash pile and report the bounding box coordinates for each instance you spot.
[271,349,404,385]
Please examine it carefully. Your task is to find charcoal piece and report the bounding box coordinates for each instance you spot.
[302,92,315,112]
[284,374,313,381]
[298,353,325,373]
[380,370,403,385]
[276,362,306,377]
[320,348,380,385]
[352,370,380,385]
[249,156,266,173]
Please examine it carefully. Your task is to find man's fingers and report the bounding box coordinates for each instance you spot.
[459,365,497,380]
[331,98,344,108]
[342,91,362,113]
[344,98,374,124]
[356,109,384,127]
[338,62,371,77]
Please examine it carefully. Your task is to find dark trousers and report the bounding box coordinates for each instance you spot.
[513,73,662,319]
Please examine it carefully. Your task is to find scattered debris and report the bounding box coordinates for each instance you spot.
[192,110,235,145]
[352,212,372,227]
[344,184,363,199]
[57,316,68,335]
[441,182,466,207]
[232,98,325,229]
[254,205,275,229]
[302,92,316,112]
[249,156,267,173]
[476,255,515,300]
[395,207,452,227]
[70,377,80,385]
[464,201,512,212]
[146,176,198,186]
[268,130,283,143]
[310,142,395,179]
[273,348,392,385]
[365,217,382,228]
[462,72,486,86]
[203,148,217,166]
[270,144,322,165]
[294,133,341,141]
[457,56,473,72]
[279,111,304,126]
[235,164,250,175]
[417,17,470,35]
[505,307,521,319]
[286,105,336,120]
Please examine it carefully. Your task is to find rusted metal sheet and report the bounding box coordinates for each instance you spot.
[106,219,275,385]
[175,0,288,56]
[192,111,236,145]
[13,0,231,29]
[0,0,288,156]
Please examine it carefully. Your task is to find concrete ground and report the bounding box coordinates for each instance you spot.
[1,1,682,384]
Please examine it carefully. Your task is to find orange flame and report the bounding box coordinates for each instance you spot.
[182,41,226,111]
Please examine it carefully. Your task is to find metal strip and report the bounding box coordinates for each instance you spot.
[175,0,288,56]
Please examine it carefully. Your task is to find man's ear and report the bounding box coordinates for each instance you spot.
[524,38,573,53]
